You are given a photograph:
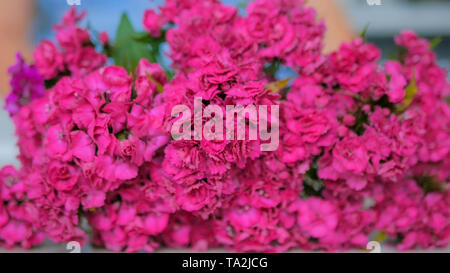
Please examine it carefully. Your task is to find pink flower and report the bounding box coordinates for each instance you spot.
[175,182,214,212]
[81,190,106,209]
[134,75,156,106]
[45,124,71,161]
[332,137,368,174]
[96,155,138,181]
[65,46,107,77]
[226,206,261,229]
[136,59,168,86]
[385,61,407,103]
[329,38,381,93]
[142,213,170,235]
[47,161,79,191]
[117,135,146,166]
[290,198,339,238]
[0,220,29,246]
[33,40,64,79]
[89,208,115,231]
[101,66,133,102]
[117,203,136,225]
[287,111,331,144]
[143,9,165,37]
[54,8,90,52]
[55,27,90,52]
[5,53,45,116]
[71,131,96,162]
[99,31,109,45]
[0,204,9,228]
[72,103,96,131]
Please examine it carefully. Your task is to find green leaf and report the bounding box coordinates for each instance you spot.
[115,129,131,141]
[111,13,155,74]
[131,29,172,79]
[416,175,446,194]
[430,36,442,50]
[132,31,153,43]
[265,78,290,92]
[238,0,250,9]
[165,69,174,81]
[300,160,324,198]
[360,23,370,39]
[395,73,418,113]
[374,231,388,242]
[133,30,166,44]
[350,106,369,136]
[264,58,281,76]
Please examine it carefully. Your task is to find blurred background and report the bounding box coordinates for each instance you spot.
[341,0,450,71]
[0,0,449,168]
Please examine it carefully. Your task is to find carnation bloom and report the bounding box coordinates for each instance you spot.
[290,198,339,238]
[332,137,368,174]
[0,2,449,253]
[5,53,45,116]
[33,40,64,79]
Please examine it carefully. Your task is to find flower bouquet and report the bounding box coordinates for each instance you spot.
[0,0,449,252]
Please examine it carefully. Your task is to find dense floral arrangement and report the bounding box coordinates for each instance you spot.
[1,0,449,252]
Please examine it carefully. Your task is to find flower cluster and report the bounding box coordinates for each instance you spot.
[1,0,449,252]
[5,54,45,116]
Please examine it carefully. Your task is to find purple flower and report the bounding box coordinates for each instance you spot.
[5,53,45,116]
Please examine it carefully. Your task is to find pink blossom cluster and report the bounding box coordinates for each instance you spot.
[1,0,449,252]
